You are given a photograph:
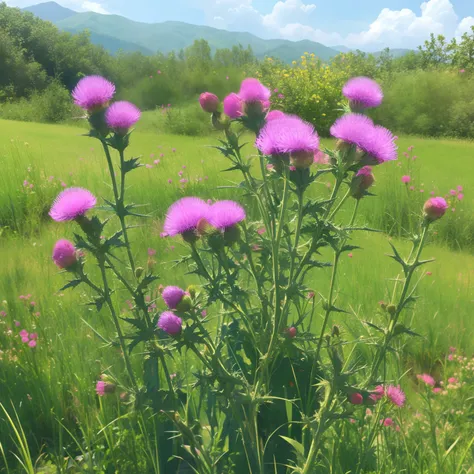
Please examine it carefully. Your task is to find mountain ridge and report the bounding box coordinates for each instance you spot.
[23,2,411,62]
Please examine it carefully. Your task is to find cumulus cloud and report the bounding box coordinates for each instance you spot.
[4,0,110,14]
[207,0,473,50]
[81,1,109,14]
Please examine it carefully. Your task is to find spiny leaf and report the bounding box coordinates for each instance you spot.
[59,279,83,291]
[122,157,141,174]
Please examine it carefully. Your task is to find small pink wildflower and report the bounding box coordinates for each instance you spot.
[168,179,172,184]
[448,377,458,384]
[201,310,207,318]
[30,333,38,340]
[382,418,394,427]
[417,374,435,387]
[348,253,353,258]
[450,189,457,196]
[401,175,411,184]
[409,186,415,191]
[349,393,363,405]
[28,340,37,348]
[457,185,463,192]
[14,321,20,327]
[449,346,457,353]
[154,160,160,165]
[426,271,432,276]
[148,248,156,256]
[386,385,405,407]
[21,336,29,343]
[457,193,464,200]
[433,387,442,394]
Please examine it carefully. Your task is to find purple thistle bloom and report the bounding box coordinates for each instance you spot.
[266,110,285,121]
[256,115,319,159]
[361,125,398,164]
[223,93,243,119]
[52,239,77,269]
[330,113,374,149]
[162,286,186,309]
[163,197,210,237]
[72,76,115,111]
[49,187,97,222]
[158,311,182,335]
[343,77,383,109]
[386,385,406,407]
[105,101,141,133]
[238,78,271,103]
[208,200,246,229]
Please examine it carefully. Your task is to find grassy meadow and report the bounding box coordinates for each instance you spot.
[1,116,474,472]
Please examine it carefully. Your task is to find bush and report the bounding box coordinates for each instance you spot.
[0,81,73,123]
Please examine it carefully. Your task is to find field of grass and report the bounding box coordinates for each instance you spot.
[1,118,474,472]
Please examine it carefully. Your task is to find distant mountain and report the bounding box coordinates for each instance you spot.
[24,1,76,22]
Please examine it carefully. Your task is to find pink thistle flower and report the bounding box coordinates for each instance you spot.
[14,321,20,327]
[370,385,385,402]
[449,346,457,353]
[343,77,383,109]
[19,330,28,338]
[178,171,184,177]
[49,187,96,222]
[105,101,141,134]
[95,380,116,396]
[382,418,394,427]
[179,178,188,184]
[349,392,363,405]
[433,387,442,393]
[417,374,435,387]
[72,76,115,111]
[167,179,172,184]
[424,197,448,221]
[201,310,207,318]
[163,197,210,237]
[52,239,77,269]
[158,311,183,335]
[401,175,411,184]
[448,354,454,361]
[256,115,319,166]
[208,200,246,230]
[30,333,38,340]
[162,286,186,310]
[448,377,458,384]
[348,253,353,258]
[199,92,219,113]
[223,93,243,119]
[0,311,6,318]
[21,336,29,343]
[154,159,160,165]
[238,78,271,103]
[330,114,397,164]
[386,385,406,407]
[450,189,457,196]
[267,110,285,121]
[28,340,37,348]
[457,193,464,200]
[287,327,297,338]
[147,248,156,256]
[457,185,463,192]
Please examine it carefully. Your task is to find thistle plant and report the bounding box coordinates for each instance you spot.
[50,74,448,473]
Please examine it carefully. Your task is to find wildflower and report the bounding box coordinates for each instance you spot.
[433,387,442,394]
[401,175,411,184]
[49,188,96,222]
[266,110,285,121]
[448,377,458,384]
[28,340,37,348]
[330,114,397,165]
[423,197,448,221]
[201,310,207,318]
[52,239,77,269]
[287,327,297,338]
[208,200,246,230]
[163,197,210,241]
[14,321,20,327]
[238,78,271,103]
[157,311,183,335]
[449,347,457,353]
[223,93,243,119]
[72,76,115,111]
[381,418,394,427]
[19,330,28,338]
[450,189,457,196]
[457,193,464,200]
[105,101,141,134]
[314,150,330,164]
[162,286,186,310]
[457,185,463,192]
[343,77,383,110]
[147,248,156,257]
[199,92,219,113]
[348,253,353,258]
[370,385,385,402]
[350,166,374,199]
[30,333,38,340]
[349,393,363,405]
[96,380,116,396]
[426,271,432,276]
[256,115,320,168]
[417,374,435,387]
[0,311,6,318]
[386,385,406,407]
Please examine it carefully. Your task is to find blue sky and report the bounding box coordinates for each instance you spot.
[7,0,474,50]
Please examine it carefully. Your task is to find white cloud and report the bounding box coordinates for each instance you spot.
[262,0,316,29]
[456,16,474,36]
[81,1,109,14]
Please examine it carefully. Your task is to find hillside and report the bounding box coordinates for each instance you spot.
[24,1,75,22]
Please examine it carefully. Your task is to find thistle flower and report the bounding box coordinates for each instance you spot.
[351,166,375,199]
[386,385,406,407]
[349,393,363,405]
[52,239,77,269]
[238,78,271,103]
[266,110,285,121]
[96,380,116,396]
[401,175,411,184]
[199,92,219,113]
[163,197,210,240]
[424,197,448,221]
[158,311,182,335]
[343,77,383,110]
[162,286,186,310]
[417,374,436,387]
[49,187,97,222]
[208,200,246,230]
[330,114,397,164]
[105,101,141,134]
[256,115,319,168]
[72,76,115,111]
[223,93,243,119]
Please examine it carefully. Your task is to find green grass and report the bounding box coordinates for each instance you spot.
[1,118,474,472]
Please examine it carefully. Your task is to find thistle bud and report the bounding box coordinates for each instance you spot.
[199,92,219,113]
[387,304,397,315]
[423,197,448,222]
[135,267,144,279]
[350,166,375,199]
[287,327,297,338]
